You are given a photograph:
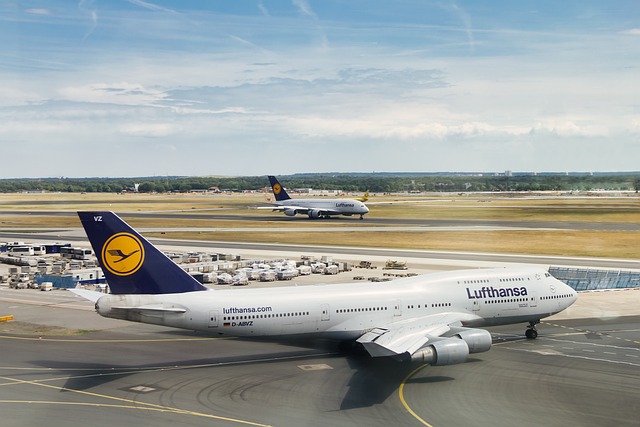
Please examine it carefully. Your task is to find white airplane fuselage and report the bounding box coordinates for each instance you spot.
[95,267,576,339]
[274,198,369,218]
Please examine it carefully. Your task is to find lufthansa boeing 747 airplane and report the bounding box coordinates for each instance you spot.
[260,176,369,219]
[71,212,577,365]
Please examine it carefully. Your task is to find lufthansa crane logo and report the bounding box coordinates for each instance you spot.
[273,183,282,195]
[101,232,144,276]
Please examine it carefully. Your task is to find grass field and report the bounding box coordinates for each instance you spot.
[144,230,640,259]
[1,192,639,259]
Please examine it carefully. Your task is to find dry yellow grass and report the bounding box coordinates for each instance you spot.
[146,229,640,259]
[368,196,640,222]
[0,192,256,211]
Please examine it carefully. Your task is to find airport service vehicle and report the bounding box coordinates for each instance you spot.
[260,176,369,219]
[9,273,31,289]
[71,212,577,365]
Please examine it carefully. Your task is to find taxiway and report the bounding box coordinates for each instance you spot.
[0,301,638,427]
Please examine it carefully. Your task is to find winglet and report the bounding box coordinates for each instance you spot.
[77,212,207,295]
[267,176,291,201]
[356,190,369,202]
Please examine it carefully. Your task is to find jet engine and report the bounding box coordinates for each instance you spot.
[283,208,297,216]
[307,209,322,219]
[410,338,469,365]
[445,327,492,353]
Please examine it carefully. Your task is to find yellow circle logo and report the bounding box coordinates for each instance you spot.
[273,183,282,195]
[101,232,145,276]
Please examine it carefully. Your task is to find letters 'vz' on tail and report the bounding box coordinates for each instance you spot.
[78,212,207,295]
[268,175,291,201]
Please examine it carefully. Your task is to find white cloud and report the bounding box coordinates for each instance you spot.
[0,84,42,107]
[292,0,316,18]
[127,0,177,14]
[58,83,167,106]
[257,0,270,17]
[169,106,249,115]
[78,0,98,40]
[25,9,52,16]
[118,123,178,137]
[529,120,599,137]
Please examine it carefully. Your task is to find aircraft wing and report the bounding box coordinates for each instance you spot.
[356,312,476,357]
[254,205,283,210]
[256,205,338,215]
[255,205,309,212]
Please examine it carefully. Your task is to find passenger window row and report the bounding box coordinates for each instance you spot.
[224,312,310,321]
[337,307,388,313]
[484,298,530,304]
[541,294,572,300]
[407,302,451,309]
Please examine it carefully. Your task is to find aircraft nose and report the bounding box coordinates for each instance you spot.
[570,287,578,303]
[559,279,578,305]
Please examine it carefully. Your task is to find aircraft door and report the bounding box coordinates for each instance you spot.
[393,300,402,317]
[321,304,330,321]
[208,310,219,328]
[530,293,537,308]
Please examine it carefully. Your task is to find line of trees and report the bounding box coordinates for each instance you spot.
[0,174,639,194]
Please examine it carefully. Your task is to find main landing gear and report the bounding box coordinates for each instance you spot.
[525,320,539,339]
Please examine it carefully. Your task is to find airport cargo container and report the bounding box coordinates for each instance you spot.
[259,271,276,282]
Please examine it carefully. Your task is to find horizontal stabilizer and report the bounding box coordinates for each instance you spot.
[112,305,187,314]
[68,288,104,303]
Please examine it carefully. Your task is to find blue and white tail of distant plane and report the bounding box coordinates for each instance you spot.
[268,175,292,201]
[262,175,370,219]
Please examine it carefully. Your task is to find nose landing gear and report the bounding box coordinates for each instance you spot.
[525,320,539,339]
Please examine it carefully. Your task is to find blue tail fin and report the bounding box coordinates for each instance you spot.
[268,176,291,201]
[78,212,207,295]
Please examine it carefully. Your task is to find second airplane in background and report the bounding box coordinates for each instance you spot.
[261,176,369,219]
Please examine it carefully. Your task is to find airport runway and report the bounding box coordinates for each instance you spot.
[0,299,638,427]
[1,230,640,270]
[2,209,640,231]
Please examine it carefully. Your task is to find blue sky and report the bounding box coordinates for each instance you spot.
[1,0,639,178]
